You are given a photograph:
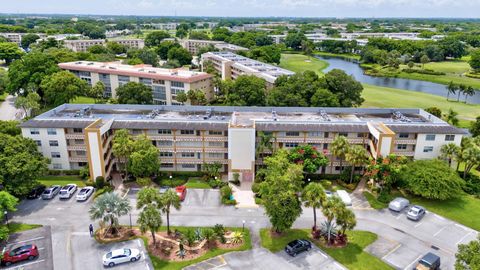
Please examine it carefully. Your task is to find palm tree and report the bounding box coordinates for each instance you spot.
[336,208,356,241]
[446,81,457,101]
[112,129,134,179]
[301,183,326,231]
[256,131,274,159]
[440,143,460,167]
[138,205,162,246]
[160,189,182,234]
[345,145,369,183]
[202,228,216,248]
[445,108,459,126]
[330,136,350,173]
[457,84,466,102]
[464,86,476,103]
[89,192,132,236]
[321,196,344,245]
[136,187,162,209]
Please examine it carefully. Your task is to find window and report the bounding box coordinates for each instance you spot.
[285,142,299,148]
[180,130,194,135]
[161,163,174,168]
[399,133,409,138]
[158,129,172,135]
[308,132,322,137]
[208,131,223,135]
[181,152,195,158]
[181,164,196,168]
[78,162,87,167]
[30,129,40,135]
[208,153,223,158]
[73,128,83,133]
[445,135,455,141]
[423,146,434,153]
[159,152,173,157]
[425,134,436,141]
[208,141,223,147]
[396,144,407,150]
[34,140,42,146]
[47,128,57,135]
[157,140,173,146]
[171,81,185,88]
[74,139,84,144]
[52,163,62,169]
[324,132,329,138]
[76,151,86,156]
[139,78,152,85]
[357,133,365,138]
[152,86,166,100]
[171,88,184,95]
[323,143,328,150]
[131,129,143,135]
[338,132,348,137]
[51,152,61,158]
[153,79,165,85]
[286,131,300,137]
[49,140,59,147]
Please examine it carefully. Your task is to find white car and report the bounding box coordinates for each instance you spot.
[59,184,77,199]
[76,186,94,201]
[103,248,141,267]
[336,190,352,206]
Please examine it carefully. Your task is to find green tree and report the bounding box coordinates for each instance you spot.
[457,137,480,178]
[288,145,329,174]
[322,69,364,107]
[255,131,274,159]
[41,71,88,106]
[0,134,49,197]
[176,29,188,39]
[248,45,281,64]
[401,159,465,200]
[138,205,162,246]
[176,91,187,104]
[470,116,480,137]
[445,108,459,126]
[302,183,326,230]
[88,81,105,103]
[0,42,23,64]
[446,81,458,101]
[0,68,9,95]
[156,41,181,60]
[160,189,181,234]
[0,120,20,136]
[469,49,480,72]
[225,75,266,106]
[127,48,159,67]
[455,235,480,270]
[89,192,132,235]
[88,45,110,54]
[284,32,307,50]
[420,54,430,69]
[112,129,134,178]
[128,135,160,178]
[365,155,409,190]
[463,86,476,103]
[321,196,344,244]
[116,82,153,104]
[20,33,40,49]
[145,31,171,47]
[189,31,210,40]
[336,207,356,237]
[167,47,192,66]
[310,88,340,107]
[14,91,40,117]
[425,107,442,118]
[440,143,460,167]
[186,89,207,105]
[106,42,127,55]
[330,136,350,173]
[0,191,19,214]
[345,145,368,183]
[136,187,162,209]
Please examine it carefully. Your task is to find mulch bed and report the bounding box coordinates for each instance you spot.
[95,227,137,243]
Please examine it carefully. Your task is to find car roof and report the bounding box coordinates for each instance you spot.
[287,239,300,246]
[410,205,424,210]
[393,197,408,202]
[111,248,129,256]
[422,252,440,262]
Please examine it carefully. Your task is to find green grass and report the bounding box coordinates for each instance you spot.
[259,229,392,270]
[185,178,211,189]
[363,191,387,210]
[38,175,86,187]
[361,83,480,121]
[8,222,42,233]
[0,92,7,102]
[279,54,329,76]
[314,51,361,60]
[71,96,96,104]
[145,226,252,270]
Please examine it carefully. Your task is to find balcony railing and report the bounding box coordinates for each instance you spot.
[65,133,84,139]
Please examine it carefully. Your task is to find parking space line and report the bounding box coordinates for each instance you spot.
[433,226,447,237]
[137,239,142,247]
[434,214,447,221]
[414,221,424,228]
[404,255,422,270]
[382,244,402,259]
[454,223,474,233]
[2,259,46,270]
[396,214,403,220]
[146,261,151,270]
[7,236,45,245]
[456,231,474,245]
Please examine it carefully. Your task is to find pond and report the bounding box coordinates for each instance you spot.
[315,55,480,105]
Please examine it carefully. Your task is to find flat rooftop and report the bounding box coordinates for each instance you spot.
[20,104,466,134]
[59,61,213,83]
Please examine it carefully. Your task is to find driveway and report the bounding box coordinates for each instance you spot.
[0,95,23,121]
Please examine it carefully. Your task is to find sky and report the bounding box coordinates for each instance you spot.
[2,0,480,18]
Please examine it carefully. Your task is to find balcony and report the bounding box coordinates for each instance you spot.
[148,135,174,141]
[67,145,87,151]
[393,151,415,156]
[65,133,84,140]
[394,139,417,145]
[69,157,88,162]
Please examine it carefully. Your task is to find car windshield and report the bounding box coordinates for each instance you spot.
[79,189,87,194]
[287,240,299,247]
[410,209,420,214]
[59,190,67,194]
[419,260,432,267]
[123,249,131,256]
[106,252,112,259]
[43,190,51,194]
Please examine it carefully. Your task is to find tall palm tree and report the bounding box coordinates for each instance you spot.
[160,189,182,234]
[302,183,326,230]
[464,86,476,103]
[138,205,162,246]
[457,84,466,102]
[440,143,460,167]
[256,131,274,159]
[345,145,369,183]
[445,108,459,126]
[446,81,457,101]
[330,136,350,173]
[321,196,344,245]
[336,208,356,238]
[136,187,162,209]
[89,192,132,235]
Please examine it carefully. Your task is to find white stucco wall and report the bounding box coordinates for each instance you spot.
[228,128,255,170]
[21,127,70,170]
[380,136,393,157]
[414,133,462,160]
[87,131,103,179]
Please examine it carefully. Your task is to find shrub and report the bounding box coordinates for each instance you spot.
[220,186,233,199]
[221,198,237,205]
[402,68,446,75]
[156,177,187,187]
[79,166,90,180]
[319,180,332,189]
[95,176,105,189]
[136,177,152,187]
[251,182,260,193]
[208,179,226,189]
[463,173,480,195]
[229,173,241,186]
[377,190,392,203]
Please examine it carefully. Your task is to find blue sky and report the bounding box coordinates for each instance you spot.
[2,0,480,18]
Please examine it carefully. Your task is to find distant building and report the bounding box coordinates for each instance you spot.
[180,39,248,55]
[63,39,144,52]
[105,29,132,38]
[0,32,47,46]
[201,51,294,88]
[148,23,178,31]
[59,61,213,105]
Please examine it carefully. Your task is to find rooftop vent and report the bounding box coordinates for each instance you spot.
[392,111,412,123]
[203,108,213,120]
[147,109,161,119]
[272,110,278,121]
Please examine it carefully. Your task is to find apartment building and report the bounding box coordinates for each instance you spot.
[59,61,213,104]
[180,39,248,55]
[201,52,294,88]
[20,105,465,182]
[63,39,144,52]
[0,32,47,46]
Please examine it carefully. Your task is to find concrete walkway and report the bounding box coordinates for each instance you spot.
[0,94,23,120]
[351,178,372,210]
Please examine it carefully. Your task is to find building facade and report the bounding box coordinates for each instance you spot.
[63,39,144,52]
[201,52,294,88]
[59,61,213,105]
[20,105,465,182]
[180,39,248,55]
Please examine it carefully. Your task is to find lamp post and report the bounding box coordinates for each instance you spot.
[169,175,173,185]
[4,211,8,228]
[242,220,246,232]
[129,212,132,229]
[308,178,311,182]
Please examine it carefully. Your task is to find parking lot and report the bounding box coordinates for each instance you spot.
[128,188,221,208]
[2,226,53,270]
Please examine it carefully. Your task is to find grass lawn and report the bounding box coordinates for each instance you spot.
[8,222,42,233]
[71,96,96,104]
[145,226,251,270]
[279,54,329,76]
[363,191,387,210]
[314,51,361,60]
[0,92,7,102]
[185,178,211,189]
[260,228,392,270]
[38,175,86,187]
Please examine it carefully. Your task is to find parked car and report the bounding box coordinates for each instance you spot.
[27,185,46,199]
[175,186,187,201]
[407,205,426,221]
[102,248,141,267]
[415,252,441,270]
[284,239,312,257]
[388,197,410,212]
[76,186,94,201]
[59,184,78,199]
[159,186,171,194]
[325,190,333,198]
[41,185,61,200]
[1,244,39,266]
[336,190,352,206]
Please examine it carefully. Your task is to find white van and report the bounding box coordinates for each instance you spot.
[336,190,352,206]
